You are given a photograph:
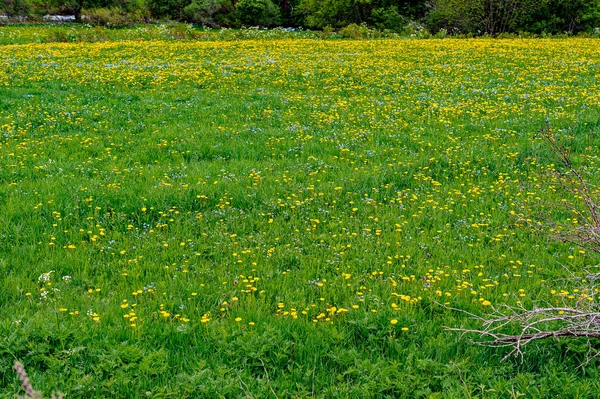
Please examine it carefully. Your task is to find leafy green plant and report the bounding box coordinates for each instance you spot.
[83,7,140,26]
[236,0,281,26]
[338,22,371,38]
[0,0,30,17]
[427,0,538,34]
[145,0,189,20]
[183,0,233,26]
[371,6,405,32]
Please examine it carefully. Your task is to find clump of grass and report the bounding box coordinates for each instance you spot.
[13,362,63,399]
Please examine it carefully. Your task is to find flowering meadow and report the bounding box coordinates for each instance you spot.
[1,32,600,397]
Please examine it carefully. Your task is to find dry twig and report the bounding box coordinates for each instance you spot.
[13,362,63,399]
[446,123,600,363]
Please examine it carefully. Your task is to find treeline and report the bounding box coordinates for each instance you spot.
[2,0,599,35]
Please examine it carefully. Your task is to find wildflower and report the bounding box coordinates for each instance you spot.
[38,271,54,283]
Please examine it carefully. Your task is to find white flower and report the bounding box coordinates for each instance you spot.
[38,270,54,283]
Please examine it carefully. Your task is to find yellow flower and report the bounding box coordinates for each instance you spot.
[390,319,398,325]
[235,317,242,322]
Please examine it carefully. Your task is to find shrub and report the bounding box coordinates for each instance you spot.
[146,0,190,20]
[183,0,233,26]
[236,0,280,26]
[427,0,600,35]
[337,22,403,39]
[297,0,358,29]
[427,0,538,35]
[1,0,31,17]
[319,24,336,37]
[371,6,405,32]
[401,20,429,37]
[338,22,370,38]
[83,7,139,26]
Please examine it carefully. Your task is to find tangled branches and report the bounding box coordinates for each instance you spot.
[537,124,600,255]
[449,122,600,362]
[446,301,600,362]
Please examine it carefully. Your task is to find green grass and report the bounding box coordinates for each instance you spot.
[1,32,600,398]
[0,23,345,45]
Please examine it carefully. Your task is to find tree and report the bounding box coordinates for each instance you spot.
[296,0,427,29]
[427,0,532,34]
[146,0,190,19]
[236,0,281,26]
[274,0,301,26]
[528,0,600,34]
[427,0,600,34]
[297,0,369,28]
[184,0,234,26]
[0,0,30,16]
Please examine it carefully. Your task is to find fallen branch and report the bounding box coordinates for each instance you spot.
[444,302,600,362]
[446,122,600,363]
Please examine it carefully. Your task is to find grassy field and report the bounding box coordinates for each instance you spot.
[1,32,600,398]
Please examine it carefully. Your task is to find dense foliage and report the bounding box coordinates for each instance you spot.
[428,0,600,35]
[1,0,599,34]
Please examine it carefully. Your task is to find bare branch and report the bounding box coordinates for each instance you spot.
[446,122,600,364]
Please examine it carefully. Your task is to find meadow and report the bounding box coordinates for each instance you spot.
[1,31,600,398]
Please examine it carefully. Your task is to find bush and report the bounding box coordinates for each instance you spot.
[83,7,139,26]
[1,0,31,17]
[371,6,405,32]
[427,0,539,35]
[146,0,189,20]
[337,22,402,39]
[338,22,370,38]
[528,0,600,34]
[236,0,280,26]
[297,0,359,29]
[183,0,233,26]
[319,24,336,38]
[427,0,600,35]
[400,20,429,37]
